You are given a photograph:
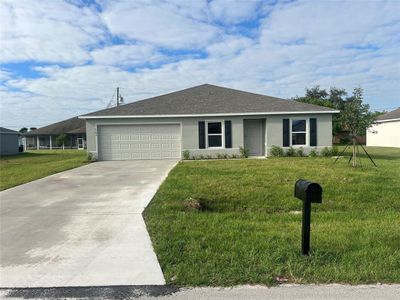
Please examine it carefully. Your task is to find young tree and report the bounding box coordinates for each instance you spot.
[339,88,376,167]
[19,127,28,133]
[55,134,68,150]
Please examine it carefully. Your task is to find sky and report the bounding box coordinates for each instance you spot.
[1,0,399,130]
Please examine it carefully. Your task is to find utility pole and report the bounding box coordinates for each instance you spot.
[116,87,120,106]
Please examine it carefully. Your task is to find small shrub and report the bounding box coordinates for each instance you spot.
[285,147,297,157]
[86,152,97,162]
[270,145,284,157]
[217,153,224,159]
[56,133,68,148]
[321,147,332,157]
[199,155,205,160]
[182,150,190,160]
[206,155,213,159]
[332,146,339,156]
[239,147,249,158]
[230,154,238,159]
[223,153,229,159]
[296,147,305,157]
[309,149,318,157]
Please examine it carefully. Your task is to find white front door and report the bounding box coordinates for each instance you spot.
[98,124,181,160]
[77,138,84,150]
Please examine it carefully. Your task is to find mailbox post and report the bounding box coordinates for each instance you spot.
[294,179,322,255]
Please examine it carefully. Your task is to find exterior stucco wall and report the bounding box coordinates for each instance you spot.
[85,113,333,159]
[0,133,19,156]
[367,120,400,148]
[265,114,332,155]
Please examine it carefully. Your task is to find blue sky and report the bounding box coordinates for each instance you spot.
[1,0,399,130]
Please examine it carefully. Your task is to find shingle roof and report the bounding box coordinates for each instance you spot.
[25,117,86,135]
[67,126,86,134]
[376,108,400,121]
[0,127,20,134]
[82,84,337,118]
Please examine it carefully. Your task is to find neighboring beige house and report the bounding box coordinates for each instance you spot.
[80,84,339,160]
[367,108,400,148]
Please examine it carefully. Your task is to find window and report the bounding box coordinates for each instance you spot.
[291,119,306,145]
[207,122,223,147]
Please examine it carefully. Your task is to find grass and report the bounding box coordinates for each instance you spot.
[0,150,88,190]
[144,147,400,286]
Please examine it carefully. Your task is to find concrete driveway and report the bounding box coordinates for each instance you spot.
[0,160,178,288]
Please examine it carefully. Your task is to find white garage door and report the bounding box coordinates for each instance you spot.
[98,124,181,160]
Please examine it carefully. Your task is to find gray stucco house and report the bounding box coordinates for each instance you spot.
[80,84,338,160]
[0,127,21,156]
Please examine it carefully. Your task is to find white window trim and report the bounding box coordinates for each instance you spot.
[206,120,224,149]
[290,118,309,147]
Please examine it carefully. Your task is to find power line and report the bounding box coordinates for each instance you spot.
[106,87,125,108]
[106,89,116,108]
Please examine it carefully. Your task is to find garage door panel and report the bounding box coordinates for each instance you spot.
[98,124,181,160]
[120,143,130,150]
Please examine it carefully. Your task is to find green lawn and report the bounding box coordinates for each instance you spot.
[0,150,88,190]
[144,147,400,286]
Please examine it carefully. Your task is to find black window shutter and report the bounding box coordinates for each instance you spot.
[283,119,290,147]
[225,120,232,148]
[198,121,206,149]
[310,118,317,146]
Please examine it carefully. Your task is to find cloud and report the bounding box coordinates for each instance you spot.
[209,0,261,24]
[0,69,12,81]
[1,0,399,130]
[100,0,221,48]
[90,44,165,66]
[0,0,105,64]
[259,0,400,47]
[206,35,254,57]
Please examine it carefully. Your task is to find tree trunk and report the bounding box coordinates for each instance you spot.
[352,136,356,167]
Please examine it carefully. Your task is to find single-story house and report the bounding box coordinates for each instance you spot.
[24,116,86,150]
[367,108,400,148]
[0,127,21,156]
[80,84,339,160]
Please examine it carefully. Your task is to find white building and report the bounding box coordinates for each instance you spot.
[367,108,400,148]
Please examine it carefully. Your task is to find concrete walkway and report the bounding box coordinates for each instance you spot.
[0,160,178,288]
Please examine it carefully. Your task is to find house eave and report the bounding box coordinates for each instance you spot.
[79,110,340,119]
[375,118,400,123]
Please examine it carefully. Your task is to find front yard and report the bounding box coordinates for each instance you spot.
[144,147,400,286]
[0,150,88,190]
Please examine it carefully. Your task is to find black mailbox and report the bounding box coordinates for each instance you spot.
[294,179,323,255]
[295,179,322,203]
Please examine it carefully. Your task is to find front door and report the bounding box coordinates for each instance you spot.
[244,119,263,156]
[77,137,84,150]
